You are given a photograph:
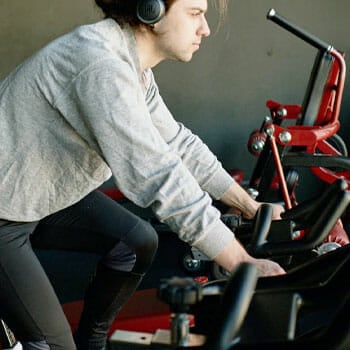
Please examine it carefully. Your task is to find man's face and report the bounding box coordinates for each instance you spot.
[153,0,211,62]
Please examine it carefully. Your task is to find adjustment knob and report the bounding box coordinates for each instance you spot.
[158,277,203,313]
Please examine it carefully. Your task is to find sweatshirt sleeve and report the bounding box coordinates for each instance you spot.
[144,69,234,200]
[56,59,235,258]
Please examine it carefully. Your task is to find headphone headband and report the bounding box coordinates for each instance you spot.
[136,0,166,24]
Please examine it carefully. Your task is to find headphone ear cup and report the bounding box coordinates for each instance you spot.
[136,0,166,24]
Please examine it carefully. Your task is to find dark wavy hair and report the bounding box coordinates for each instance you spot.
[95,0,228,27]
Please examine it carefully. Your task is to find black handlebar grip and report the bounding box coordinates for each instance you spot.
[206,263,258,350]
[267,8,332,52]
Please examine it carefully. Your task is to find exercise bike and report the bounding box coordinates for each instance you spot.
[109,179,350,350]
[246,9,348,241]
[109,230,350,349]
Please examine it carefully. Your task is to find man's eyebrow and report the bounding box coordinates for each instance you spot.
[189,6,208,14]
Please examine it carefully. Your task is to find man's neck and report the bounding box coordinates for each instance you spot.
[132,26,164,71]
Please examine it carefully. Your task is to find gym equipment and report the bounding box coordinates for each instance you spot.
[247,9,347,207]
[191,211,350,349]
[0,320,21,350]
[185,177,350,281]
[109,262,259,350]
[247,178,349,259]
[109,245,350,349]
[108,178,350,349]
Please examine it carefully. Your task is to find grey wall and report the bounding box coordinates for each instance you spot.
[1,0,350,196]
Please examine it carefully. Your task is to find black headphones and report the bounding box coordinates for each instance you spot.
[136,0,166,24]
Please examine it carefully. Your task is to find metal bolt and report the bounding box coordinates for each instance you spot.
[247,188,259,199]
[277,108,287,117]
[251,140,265,153]
[265,125,275,137]
[279,131,292,144]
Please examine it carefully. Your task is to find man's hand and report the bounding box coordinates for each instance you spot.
[249,257,285,277]
[324,219,350,246]
[228,202,284,221]
[268,203,285,220]
[220,180,285,220]
[214,238,286,278]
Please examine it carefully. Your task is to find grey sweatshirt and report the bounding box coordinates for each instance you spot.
[0,19,235,258]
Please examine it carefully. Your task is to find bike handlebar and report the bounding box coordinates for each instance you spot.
[267,8,332,52]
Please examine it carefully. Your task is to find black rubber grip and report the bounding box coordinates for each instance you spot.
[267,8,332,52]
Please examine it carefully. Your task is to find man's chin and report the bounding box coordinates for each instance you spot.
[178,53,194,63]
[168,51,194,63]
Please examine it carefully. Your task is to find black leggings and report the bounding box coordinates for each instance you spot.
[0,190,158,349]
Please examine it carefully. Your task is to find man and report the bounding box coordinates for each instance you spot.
[0,0,284,349]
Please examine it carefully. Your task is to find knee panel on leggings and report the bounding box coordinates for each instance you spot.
[103,220,158,274]
[23,340,50,350]
[102,241,136,272]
